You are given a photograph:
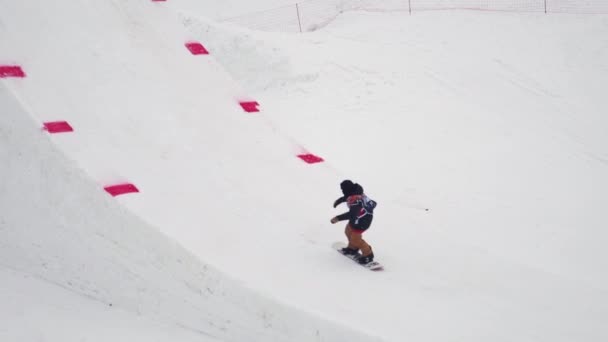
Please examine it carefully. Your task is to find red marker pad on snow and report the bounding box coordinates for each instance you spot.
[239,101,260,113]
[297,154,324,164]
[185,42,209,55]
[104,183,139,197]
[0,65,26,78]
[43,121,73,134]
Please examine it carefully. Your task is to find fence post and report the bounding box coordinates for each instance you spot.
[409,0,412,15]
[544,0,547,13]
[296,3,303,33]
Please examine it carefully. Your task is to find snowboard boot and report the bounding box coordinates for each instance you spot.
[358,252,374,265]
[341,247,360,256]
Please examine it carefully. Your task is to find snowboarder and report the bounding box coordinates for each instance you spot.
[330,180,377,264]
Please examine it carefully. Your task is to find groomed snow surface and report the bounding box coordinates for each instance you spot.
[1,1,608,341]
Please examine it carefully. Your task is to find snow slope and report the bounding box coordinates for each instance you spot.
[0,1,378,341]
[178,8,608,341]
[2,1,608,342]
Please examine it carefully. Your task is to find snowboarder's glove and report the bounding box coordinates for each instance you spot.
[333,196,346,208]
[330,217,339,224]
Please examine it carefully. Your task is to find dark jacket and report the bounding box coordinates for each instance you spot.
[334,193,376,230]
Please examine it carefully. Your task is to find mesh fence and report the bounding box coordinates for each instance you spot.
[548,0,608,14]
[221,0,608,32]
[297,0,357,31]
[222,4,302,32]
[411,0,545,12]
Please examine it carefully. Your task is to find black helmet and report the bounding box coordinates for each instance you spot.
[353,183,364,195]
[340,180,355,196]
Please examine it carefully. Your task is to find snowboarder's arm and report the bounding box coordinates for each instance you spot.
[335,211,350,221]
[333,196,346,208]
[334,201,361,222]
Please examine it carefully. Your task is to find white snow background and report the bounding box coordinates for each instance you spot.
[1,0,607,341]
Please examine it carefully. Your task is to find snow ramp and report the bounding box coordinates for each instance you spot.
[0,1,379,341]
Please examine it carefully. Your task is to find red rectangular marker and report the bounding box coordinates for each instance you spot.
[239,101,260,113]
[104,183,140,196]
[43,121,73,133]
[185,42,209,55]
[0,65,26,78]
[298,154,324,164]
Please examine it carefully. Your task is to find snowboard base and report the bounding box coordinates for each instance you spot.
[332,242,384,271]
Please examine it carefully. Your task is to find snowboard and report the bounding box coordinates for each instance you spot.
[332,242,384,271]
